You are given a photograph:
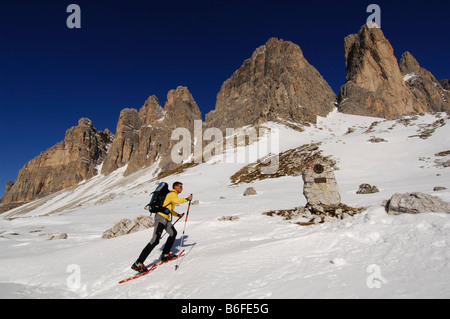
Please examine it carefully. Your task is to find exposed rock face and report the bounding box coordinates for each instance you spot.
[400,52,450,113]
[1,118,113,206]
[165,87,202,130]
[101,108,142,175]
[102,215,155,239]
[1,87,202,211]
[230,142,334,185]
[158,87,202,172]
[206,37,336,130]
[338,23,427,119]
[101,86,202,176]
[265,204,364,225]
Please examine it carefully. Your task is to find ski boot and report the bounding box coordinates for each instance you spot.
[131,261,148,273]
[161,253,176,262]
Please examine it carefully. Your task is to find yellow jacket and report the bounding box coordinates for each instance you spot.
[158,190,188,221]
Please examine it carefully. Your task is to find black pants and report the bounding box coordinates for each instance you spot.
[137,213,177,263]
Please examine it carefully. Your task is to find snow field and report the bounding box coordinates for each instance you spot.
[1,110,449,298]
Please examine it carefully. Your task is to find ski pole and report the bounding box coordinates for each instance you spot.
[175,196,192,270]
[180,196,192,247]
[173,213,184,226]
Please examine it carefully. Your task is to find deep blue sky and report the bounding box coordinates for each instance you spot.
[1,0,449,197]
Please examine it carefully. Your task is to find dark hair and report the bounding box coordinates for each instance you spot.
[173,181,183,189]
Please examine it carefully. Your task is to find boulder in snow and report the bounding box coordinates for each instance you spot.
[357,184,379,194]
[243,187,257,196]
[102,215,154,239]
[218,215,239,221]
[48,233,68,240]
[386,192,450,215]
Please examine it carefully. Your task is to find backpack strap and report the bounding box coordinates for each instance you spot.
[159,190,177,216]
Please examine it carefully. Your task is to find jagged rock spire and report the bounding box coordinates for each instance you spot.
[338,24,428,118]
[101,86,202,177]
[400,51,450,112]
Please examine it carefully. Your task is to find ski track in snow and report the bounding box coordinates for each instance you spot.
[1,110,450,298]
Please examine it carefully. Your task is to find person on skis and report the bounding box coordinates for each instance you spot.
[131,181,193,273]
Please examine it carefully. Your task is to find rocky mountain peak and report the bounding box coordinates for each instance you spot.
[1,118,113,211]
[77,117,94,127]
[400,51,450,112]
[100,86,202,177]
[139,95,164,125]
[164,86,202,129]
[205,37,336,130]
[399,51,421,74]
[338,24,428,119]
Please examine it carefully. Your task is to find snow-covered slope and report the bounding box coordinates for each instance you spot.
[1,110,449,299]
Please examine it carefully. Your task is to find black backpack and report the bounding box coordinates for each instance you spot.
[145,182,170,215]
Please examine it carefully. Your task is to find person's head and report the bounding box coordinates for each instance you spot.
[173,181,183,194]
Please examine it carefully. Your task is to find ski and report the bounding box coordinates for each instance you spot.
[119,250,185,284]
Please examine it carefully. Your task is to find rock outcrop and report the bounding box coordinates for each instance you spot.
[400,51,450,113]
[265,203,364,226]
[102,215,154,239]
[205,37,336,130]
[356,183,379,194]
[1,118,113,209]
[338,23,428,119]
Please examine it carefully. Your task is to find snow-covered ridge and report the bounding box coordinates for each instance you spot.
[1,110,449,298]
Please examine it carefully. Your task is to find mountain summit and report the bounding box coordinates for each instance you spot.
[205,37,337,130]
[100,86,202,177]
[338,24,428,118]
[400,51,450,113]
